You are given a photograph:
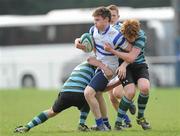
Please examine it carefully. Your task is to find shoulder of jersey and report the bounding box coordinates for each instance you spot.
[108,27,119,36]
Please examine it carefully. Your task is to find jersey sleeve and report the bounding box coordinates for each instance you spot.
[113,32,128,50]
[134,30,147,50]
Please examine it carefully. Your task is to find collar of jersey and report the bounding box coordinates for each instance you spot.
[98,25,110,35]
[115,21,121,26]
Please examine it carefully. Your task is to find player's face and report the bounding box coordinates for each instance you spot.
[93,16,109,31]
[110,10,119,25]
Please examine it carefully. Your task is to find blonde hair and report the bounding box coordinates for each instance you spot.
[121,19,140,41]
[107,4,119,15]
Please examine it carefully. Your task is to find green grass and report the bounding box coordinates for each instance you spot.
[0,88,180,136]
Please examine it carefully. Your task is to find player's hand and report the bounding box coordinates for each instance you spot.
[104,43,113,52]
[74,38,85,51]
[116,64,126,80]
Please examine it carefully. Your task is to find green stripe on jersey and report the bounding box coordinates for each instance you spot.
[67,79,88,87]
[63,86,85,90]
[135,53,145,63]
[73,69,94,78]
[71,73,91,83]
[134,37,146,49]
[134,30,146,64]
[78,62,95,69]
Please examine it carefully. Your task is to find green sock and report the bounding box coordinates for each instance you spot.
[116,96,132,123]
[25,111,49,129]
[137,93,149,118]
[79,112,88,125]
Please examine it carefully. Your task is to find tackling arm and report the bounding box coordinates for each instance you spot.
[104,43,141,63]
[87,57,121,91]
[87,57,113,79]
[105,76,121,91]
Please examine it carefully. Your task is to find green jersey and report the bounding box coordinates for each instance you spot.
[61,61,96,93]
[133,29,147,64]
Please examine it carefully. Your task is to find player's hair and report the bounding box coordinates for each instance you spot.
[121,19,140,41]
[92,7,111,22]
[107,4,119,15]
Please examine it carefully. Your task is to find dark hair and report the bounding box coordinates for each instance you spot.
[92,7,111,22]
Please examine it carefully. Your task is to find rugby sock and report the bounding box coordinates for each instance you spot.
[95,118,104,126]
[103,118,111,128]
[115,96,132,123]
[123,114,131,123]
[79,112,88,125]
[25,111,49,129]
[137,93,149,119]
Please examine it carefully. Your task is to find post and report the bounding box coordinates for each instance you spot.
[173,0,180,86]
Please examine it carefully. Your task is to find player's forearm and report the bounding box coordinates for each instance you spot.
[121,61,129,67]
[87,57,103,67]
[87,57,113,79]
[87,57,108,69]
[95,61,114,79]
[111,49,135,63]
[106,80,121,91]
[97,62,106,69]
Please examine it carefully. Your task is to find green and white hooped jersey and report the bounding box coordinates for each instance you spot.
[61,61,96,93]
[133,30,147,64]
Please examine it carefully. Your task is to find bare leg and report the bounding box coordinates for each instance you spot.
[108,90,119,111]
[96,92,107,118]
[84,86,101,119]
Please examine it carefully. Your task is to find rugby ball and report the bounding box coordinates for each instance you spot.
[80,33,94,53]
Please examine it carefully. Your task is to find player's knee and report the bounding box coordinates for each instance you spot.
[46,108,58,117]
[113,90,122,99]
[139,84,150,94]
[138,79,150,94]
[84,86,95,100]
[125,90,136,100]
[124,84,136,100]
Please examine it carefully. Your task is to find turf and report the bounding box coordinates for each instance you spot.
[0,88,180,136]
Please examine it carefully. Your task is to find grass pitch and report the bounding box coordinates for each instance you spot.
[0,88,180,136]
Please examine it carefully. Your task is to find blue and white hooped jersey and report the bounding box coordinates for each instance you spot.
[89,25,128,73]
[112,21,122,31]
